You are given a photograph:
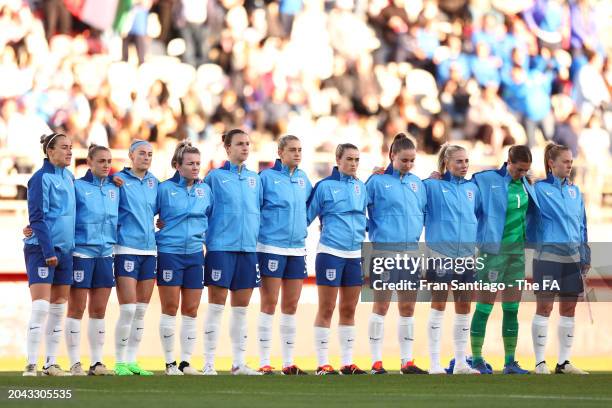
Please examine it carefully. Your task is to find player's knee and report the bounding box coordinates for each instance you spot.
[280,303,298,315]
[338,304,356,321]
[162,303,179,316]
[397,303,414,317]
[88,305,106,319]
[318,303,335,320]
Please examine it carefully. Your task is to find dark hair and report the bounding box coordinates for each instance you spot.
[508,145,532,164]
[544,143,571,174]
[389,133,416,160]
[335,143,359,159]
[40,132,66,157]
[87,143,110,159]
[171,141,200,167]
[222,129,247,147]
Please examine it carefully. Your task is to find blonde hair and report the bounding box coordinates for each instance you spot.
[171,141,200,167]
[437,144,465,175]
[543,143,570,174]
[335,143,359,159]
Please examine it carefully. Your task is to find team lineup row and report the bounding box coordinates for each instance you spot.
[21,129,589,377]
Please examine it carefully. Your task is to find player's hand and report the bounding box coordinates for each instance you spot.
[156,219,165,229]
[23,225,33,238]
[581,264,591,276]
[372,166,385,175]
[112,176,124,187]
[45,256,58,267]
[429,171,442,179]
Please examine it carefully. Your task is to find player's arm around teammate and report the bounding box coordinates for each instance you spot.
[112,140,159,376]
[64,145,119,376]
[530,143,590,375]
[202,129,263,375]
[307,143,368,375]
[422,144,481,375]
[256,135,312,375]
[469,145,537,375]
[155,142,212,376]
[365,134,428,375]
[23,133,76,376]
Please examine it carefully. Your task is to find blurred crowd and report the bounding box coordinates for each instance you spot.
[0,0,611,187]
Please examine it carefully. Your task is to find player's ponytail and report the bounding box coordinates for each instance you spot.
[40,132,65,157]
[171,141,200,168]
[389,133,416,160]
[437,144,465,175]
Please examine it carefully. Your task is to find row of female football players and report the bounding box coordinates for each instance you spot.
[22,129,589,376]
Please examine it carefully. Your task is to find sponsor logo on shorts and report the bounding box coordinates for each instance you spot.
[326,268,336,281]
[211,269,222,282]
[162,269,173,282]
[38,267,49,279]
[268,259,279,272]
[247,177,256,188]
[195,188,204,197]
[256,264,261,283]
[74,270,84,283]
[488,270,498,282]
[124,260,135,273]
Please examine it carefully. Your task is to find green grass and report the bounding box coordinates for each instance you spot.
[1,372,612,408]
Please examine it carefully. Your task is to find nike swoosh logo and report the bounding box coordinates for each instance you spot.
[320,341,328,344]
[187,337,196,340]
[567,335,573,338]
[546,191,554,195]
[492,185,501,189]
[347,339,354,342]
[85,191,93,196]
[462,328,469,332]
[222,179,230,183]
[442,189,449,193]
[163,334,174,338]
[404,337,414,341]
[332,189,340,194]
[125,183,132,187]
[121,338,128,342]
[29,326,40,330]
[259,339,270,342]
[538,335,546,338]
[70,331,79,334]
[431,326,440,329]
[369,337,380,341]
[53,329,61,333]
[384,184,392,189]
[171,192,178,196]
[136,328,143,331]
[204,331,214,335]
[98,331,105,334]
[54,183,61,188]
[286,342,294,345]
[274,180,281,184]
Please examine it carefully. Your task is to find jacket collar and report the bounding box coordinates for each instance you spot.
[221,160,247,174]
[42,158,66,175]
[545,172,567,187]
[121,167,153,180]
[331,166,355,182]
[272,158,297,176]
[442,171,465,184]
[82,169,109,185]
[170,170,200,187]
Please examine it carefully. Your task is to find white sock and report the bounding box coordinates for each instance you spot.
[531,314,549,364]
[44,303,66,367]
[126,302,147,363]
[279,313,296,368]
[314,326,330,367]
[114,303,136,364]
[27,299,49,365]
[203,303,224,367]
[65,317,81,366]
[230,306,248,368]
[88,318,105,366]
[368,313,385,364]
[258,312,274,367]
[339,325,356,367]
[159,314,176,364]
[180,315,197,363]
[453,313,470,366]
[558,316,575,364]
[428,309,444,370]
[398,316,414,365]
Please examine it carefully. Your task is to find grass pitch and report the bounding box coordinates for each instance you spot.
[1,372,612,408]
